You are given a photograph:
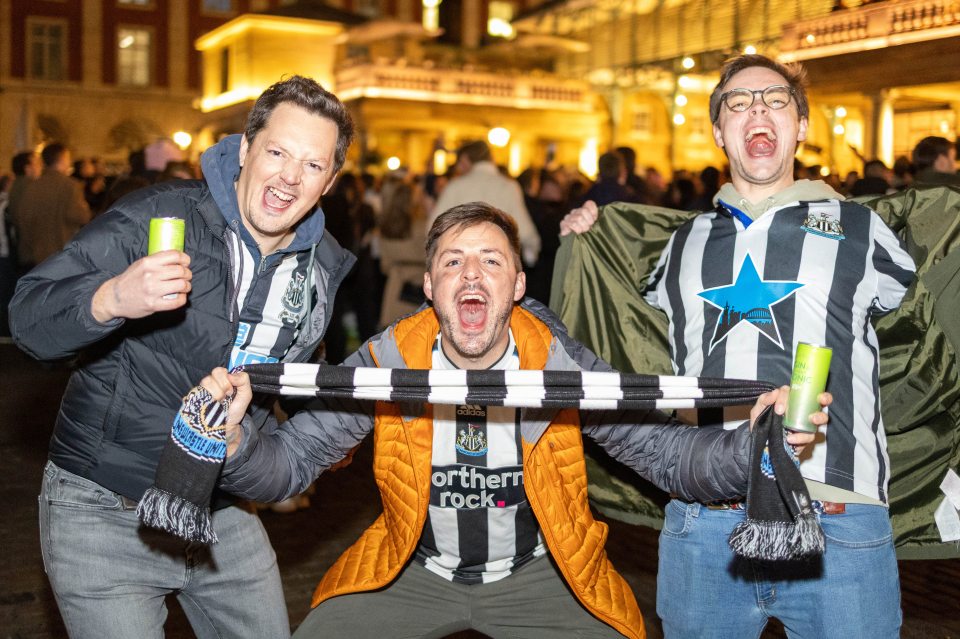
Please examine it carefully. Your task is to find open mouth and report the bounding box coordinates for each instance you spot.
[457,292,488,330]
[745,126,777,157]
[265,185,296,209]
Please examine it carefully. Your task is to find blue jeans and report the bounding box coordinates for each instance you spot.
[657,499,901,639]
[39,462,290,639]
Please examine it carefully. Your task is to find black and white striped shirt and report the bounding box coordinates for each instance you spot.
[228,231,318,369]
[415,331,547,584]
[646,196,915,502]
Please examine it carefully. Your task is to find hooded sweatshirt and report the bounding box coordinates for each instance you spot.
[201,134,332,367]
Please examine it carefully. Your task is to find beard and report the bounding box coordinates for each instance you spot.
[434,290,514,365]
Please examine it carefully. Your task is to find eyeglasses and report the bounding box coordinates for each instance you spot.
[719,85,794,113]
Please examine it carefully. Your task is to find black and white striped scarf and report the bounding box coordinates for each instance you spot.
[241,363,776,409]
[139,363,823,560]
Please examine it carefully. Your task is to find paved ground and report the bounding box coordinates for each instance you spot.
[2,342,958,638]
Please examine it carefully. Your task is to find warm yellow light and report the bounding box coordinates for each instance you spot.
[172,131,192,149]
[673,113,686,126]
[487,127,511,148]
[422,6,439,31]
[387,156,401,171]
[681,57,695,70]
[675,94,688,107]
[805,34,816,44]
[941,120,951,134]
[835,106,847,118]
[743,45,757,55]
[119,35,135,49]
[422,0,442,7]
[833,124,845,135]
[579,138,598,179]
[200,86,263,112]
[433,149,447,175]
[487,18,514,38]
[820,166,831,177]
[196,16,341,50]
[508,142,522,177]
[677,75,694,90]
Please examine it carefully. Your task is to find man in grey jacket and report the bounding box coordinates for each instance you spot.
[202,203,822,639]
[10,76,355,638]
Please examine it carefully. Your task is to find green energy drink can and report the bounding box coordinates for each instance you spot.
[148,217,185,255]
[784,342,832,433]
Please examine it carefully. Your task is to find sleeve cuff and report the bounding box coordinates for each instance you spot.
[223,415,258,473]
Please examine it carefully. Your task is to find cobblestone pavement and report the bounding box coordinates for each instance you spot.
[2,343,957,638]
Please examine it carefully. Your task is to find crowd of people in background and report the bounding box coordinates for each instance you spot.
[1,134,957,343]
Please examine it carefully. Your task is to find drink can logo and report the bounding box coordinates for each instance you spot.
[784,342,832,433]
[148,217,185,255]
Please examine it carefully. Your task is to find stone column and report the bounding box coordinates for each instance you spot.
[168,0,189,92]
[463,0,481,49]
[867,90,895,167]
[82,0,102,87]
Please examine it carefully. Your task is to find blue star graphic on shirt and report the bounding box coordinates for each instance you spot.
[698,253,804,351]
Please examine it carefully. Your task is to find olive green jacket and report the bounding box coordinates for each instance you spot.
[551,185,960,559]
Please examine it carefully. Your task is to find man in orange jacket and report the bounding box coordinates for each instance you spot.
[206,202,821,639]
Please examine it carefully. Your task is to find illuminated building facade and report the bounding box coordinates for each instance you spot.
[0,0,292,168]
[514,0,960,176]
[194,0,610,175]
[2,0,957,176]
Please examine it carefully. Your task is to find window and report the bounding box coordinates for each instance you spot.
[632,106,652,138]
[219,48,230,94]
[689,114,709,139]
[27,19,67,81]
[487,1,515,38]
[202,0,234,12]
[117,27,152,87]
[423,1,440,32]
[355,0,380,18]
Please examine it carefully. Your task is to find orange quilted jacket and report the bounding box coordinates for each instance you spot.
[311,305,645,639]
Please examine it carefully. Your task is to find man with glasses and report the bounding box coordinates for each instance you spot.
[562,54,915,638]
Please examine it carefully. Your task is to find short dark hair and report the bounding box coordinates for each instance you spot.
[426,202,522,270]
[11,151,36,176]
[615,146,637,173]
[912,136,954,172]
[457,140,492,165]
[700,165,721,189]
[710,54,809,124]
[380,182,416,240]
[41,142,68,168]
[863,159,889,178]
[597,152,624,181]
[244,75,354,174]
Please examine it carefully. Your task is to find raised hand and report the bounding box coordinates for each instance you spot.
[199,367,253,457]
[91,250,192,322]
[559,200,600,236]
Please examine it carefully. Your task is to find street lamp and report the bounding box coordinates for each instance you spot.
[172,131,192,150]
[487,127,510,148]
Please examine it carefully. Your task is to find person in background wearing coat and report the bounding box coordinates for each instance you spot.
[9,75,355,639]
[428,140,541,267]
[14,143,91,270]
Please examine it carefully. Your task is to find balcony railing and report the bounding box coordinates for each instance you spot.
[781,0,960,59]
[334,60,593,111]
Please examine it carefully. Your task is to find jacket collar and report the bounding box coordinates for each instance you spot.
[374,299,567,445]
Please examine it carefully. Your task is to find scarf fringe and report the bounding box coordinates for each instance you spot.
[136,487,218,544]
[728,512,825,561]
